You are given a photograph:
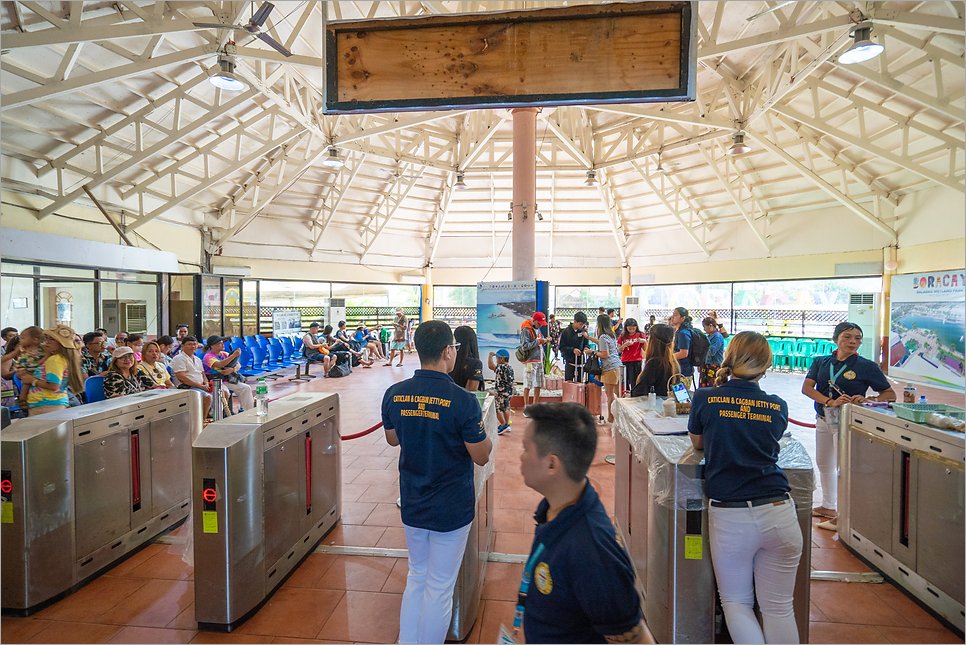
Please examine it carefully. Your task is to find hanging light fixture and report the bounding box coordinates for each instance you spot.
[727,132,751,156]
[584,169,598,186]
[454,170,468,190]
[208,54,246,91]
[838,24,883,65]
[321,147,344,169]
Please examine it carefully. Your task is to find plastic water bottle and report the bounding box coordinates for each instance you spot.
[255,379,269,417]
[919,395,928,405]
[648,387,657,410]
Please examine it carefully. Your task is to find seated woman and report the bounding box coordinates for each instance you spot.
[138,341,175,389]
[630,324,679,397]
[103,346,158,399]
[354,324,385,361]
[156,336,175,367]
[325,324,373,368]
[124,333,144,361]
[19,324,85,416]
[203,335,254,412]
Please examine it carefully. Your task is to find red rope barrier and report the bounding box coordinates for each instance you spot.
[789,418,816,428]
[341,421,384,441]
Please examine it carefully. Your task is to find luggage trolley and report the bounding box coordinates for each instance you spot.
[192,393,341,631]
[1,390,201,614]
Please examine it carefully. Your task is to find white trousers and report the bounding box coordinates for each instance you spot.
[815,414,838,509]
[224,380,254,411]
[399,521,472,644]
[709,499,803,645]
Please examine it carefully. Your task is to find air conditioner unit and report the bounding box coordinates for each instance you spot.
[326,298,346,328]
[624,296,640,325]
[848,293,880,362]
[123,303,148,334]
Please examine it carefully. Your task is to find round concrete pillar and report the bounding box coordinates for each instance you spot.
[511,108,539,282]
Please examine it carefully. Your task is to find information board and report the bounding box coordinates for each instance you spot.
[272,309,302,336]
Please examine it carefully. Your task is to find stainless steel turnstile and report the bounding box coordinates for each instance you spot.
[192,393,341,631]
[840,405,965,632]
[1,389,201,614]
[613,398,813,644]
[448,394,497,641]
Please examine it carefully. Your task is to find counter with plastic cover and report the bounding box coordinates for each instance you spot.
[612,396,814,644]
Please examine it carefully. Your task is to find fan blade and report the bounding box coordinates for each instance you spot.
[746,1,794,21]
[193,22,250,30]
[250,1,275,28]
[257,32,292,57]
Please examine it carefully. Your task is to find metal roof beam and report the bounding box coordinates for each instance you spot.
[310,152,369,255]
[694,146,771,253]
[361,167,426,260]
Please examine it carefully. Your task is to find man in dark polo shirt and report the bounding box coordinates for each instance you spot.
[518,403,653,644]
[381,320,493,644]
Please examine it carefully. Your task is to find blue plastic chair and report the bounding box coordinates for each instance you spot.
[244,336,259,350]
[195,348,206,361]
[238,347,267,377]
[267,339,289,368]
[249,344,279,379]
[256,335,270,352]
[85,375,106,403]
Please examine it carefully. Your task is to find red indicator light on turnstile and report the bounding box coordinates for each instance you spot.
[202,488,216,503]
[1,480,11,495]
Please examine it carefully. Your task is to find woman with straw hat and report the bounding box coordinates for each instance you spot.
[18,323,84,416]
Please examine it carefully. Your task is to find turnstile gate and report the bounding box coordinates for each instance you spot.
[1,390,201,614]
[192,393,341,631]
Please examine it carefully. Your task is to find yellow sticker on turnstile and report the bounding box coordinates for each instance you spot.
[1,502,12,524]
[202,510,218,533]
[684,535,702,559]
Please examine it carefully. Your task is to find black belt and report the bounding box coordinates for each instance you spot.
[711,493,789,508]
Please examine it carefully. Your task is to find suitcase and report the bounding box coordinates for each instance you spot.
[586,381,604,417]
[561,356,586,405]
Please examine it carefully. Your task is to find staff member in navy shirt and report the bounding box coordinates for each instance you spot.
[518,402,652,644]
[669,307,695,390]
[802,322,895,530]
[382,320,493,644]
[689,332,802,644]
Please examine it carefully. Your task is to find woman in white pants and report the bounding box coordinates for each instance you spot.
[802,322,895,530]
[689,332,802,644]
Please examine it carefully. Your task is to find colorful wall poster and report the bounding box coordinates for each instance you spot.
[477,281,548,383]
[888,271,965,391]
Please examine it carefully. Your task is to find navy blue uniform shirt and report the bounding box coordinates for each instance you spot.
[523,482,642,644]
[689,379,791,503]
[674,327,693,375]
[805,353,891,418]
[381,369,485,532]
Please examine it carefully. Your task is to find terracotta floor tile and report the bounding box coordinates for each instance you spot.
[347,443,389,457]
[103,544,167,578]
[362,503,405,528]
[356,484,399,504]
[351,456,395,470]
[874,624,963,644]
[375,527,408,549]
[379,445,400,458]
[810,520,846,549]
[106,626,197,643]
[187,632,271,644]
[351,470,399,486]
[870,583,952,630]
[272,638,346,644]
[164,603,197,631]
[481,562,524,602]
[26,622,123,644]
[497,488,543,511]
[807,621,889,644]
[316,555,394,592]
[34,575,148,623]
[341,468,364,485]
[809,581,911,627]
[340,483,369,503]
[282,554,340,589]
[317,591,402,644]
[493,532,535,556]
[476,599,517,645]
[0,617,55,644]
[126,550,195,580]
[332,524,387,548]
[494,472,526,491]
[381,558,409,594]
[809,546,871,573]
[96,579,194,628]
[235,587,343,639]
[809,601,828,623]
[493,508,530,534]
[340,501,377,525]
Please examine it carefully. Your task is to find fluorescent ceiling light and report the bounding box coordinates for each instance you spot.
[838,26,883,65]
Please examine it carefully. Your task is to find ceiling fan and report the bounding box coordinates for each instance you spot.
[193,2,293,57]
[746,1,795,22]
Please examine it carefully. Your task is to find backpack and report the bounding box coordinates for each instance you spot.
[688,328,710,367]
[328,359,352,378]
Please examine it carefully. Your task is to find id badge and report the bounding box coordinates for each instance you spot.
[498,624,520,644]
[826,406,841,428]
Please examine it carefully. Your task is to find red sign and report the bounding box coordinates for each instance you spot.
[1,480,11,494]
[202,488,216,503]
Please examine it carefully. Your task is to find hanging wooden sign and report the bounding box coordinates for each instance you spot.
[324,1,695,113]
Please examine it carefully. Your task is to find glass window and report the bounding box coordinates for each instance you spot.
[553,286,621,323]
[223,279,241,338]
[101,281,160,339]
[1,262,35,276]
[38,280,96,334]
[1,276,35,330]
[37,265,96,279]
[202,275,222,339]
[242,280,258,337]
[100,271,157,283]
[434,286,477,329]
[333,283,421,329]
[169,275,196,337]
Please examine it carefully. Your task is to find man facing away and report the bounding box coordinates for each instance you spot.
[517,402,653,644]
[381,320,493,644]
[520,311,549,409]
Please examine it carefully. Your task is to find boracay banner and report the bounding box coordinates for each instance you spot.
[888,271,965,391]
[478,281,537,383]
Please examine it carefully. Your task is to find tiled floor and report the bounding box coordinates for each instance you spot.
[2,359,961,644]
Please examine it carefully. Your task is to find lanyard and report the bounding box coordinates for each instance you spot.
[513,542,546,632]
[828,359,849,398]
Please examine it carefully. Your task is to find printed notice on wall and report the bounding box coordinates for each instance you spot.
[888,271,965,391]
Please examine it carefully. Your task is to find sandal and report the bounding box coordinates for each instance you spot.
[816,519,838,531]
[812,506,836,519]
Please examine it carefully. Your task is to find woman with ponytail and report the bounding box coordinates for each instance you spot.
[630,324,678,397]
[688,332,802,644]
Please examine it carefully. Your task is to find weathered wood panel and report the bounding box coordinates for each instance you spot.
[325,2,695,113]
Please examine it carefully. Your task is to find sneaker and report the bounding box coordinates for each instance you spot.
[497,425,510,435]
